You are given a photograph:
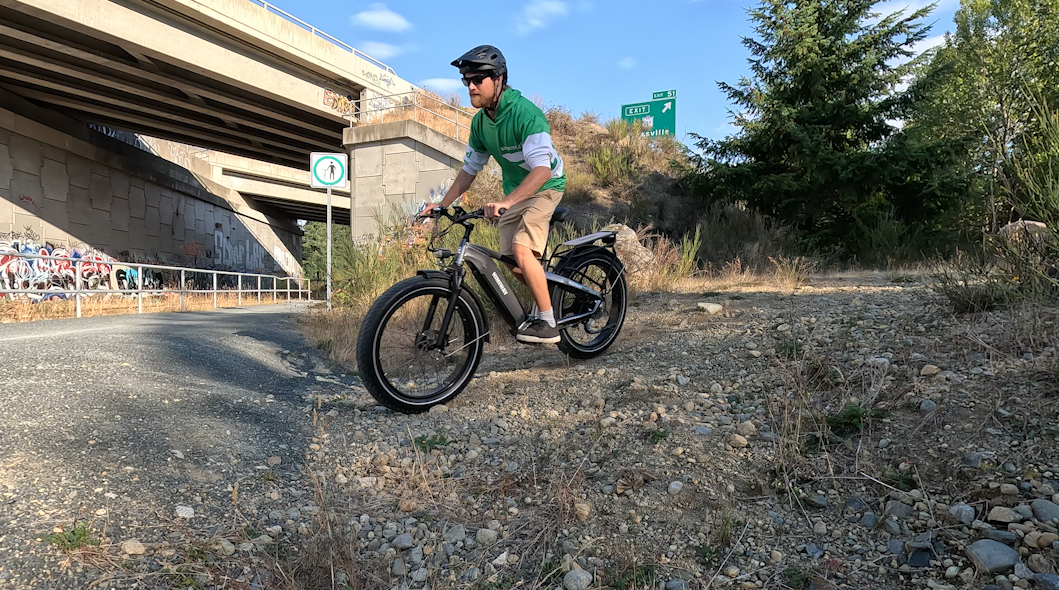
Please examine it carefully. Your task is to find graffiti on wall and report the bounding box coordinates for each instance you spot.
[213,231,267,270]
[323,89,358,117]
[0,226,41,243]
[0,240,137,302]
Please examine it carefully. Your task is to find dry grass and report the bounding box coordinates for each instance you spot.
[368,90,476,143]
[0,292,305,323]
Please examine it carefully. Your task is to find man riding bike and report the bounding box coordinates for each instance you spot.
[421,45,566,344]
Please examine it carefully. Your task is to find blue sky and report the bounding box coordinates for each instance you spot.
[271,0,959,144]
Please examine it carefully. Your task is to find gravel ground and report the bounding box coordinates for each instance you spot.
[0,302,353,589]
[3,275,1059,590]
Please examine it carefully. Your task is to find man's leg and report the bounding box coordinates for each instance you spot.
[511,244,551,313]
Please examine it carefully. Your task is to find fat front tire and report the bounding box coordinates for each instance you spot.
[355,276,486,413]
[551,248,628,359]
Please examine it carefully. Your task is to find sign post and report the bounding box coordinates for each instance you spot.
[310,152,349,311]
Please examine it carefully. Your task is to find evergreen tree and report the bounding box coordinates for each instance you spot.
[690,0,969,255]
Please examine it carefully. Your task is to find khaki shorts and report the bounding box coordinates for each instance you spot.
[498,189,563,256]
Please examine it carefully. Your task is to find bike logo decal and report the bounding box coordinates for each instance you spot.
[491,272,509,296]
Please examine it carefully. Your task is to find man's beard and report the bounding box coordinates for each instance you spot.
[469,94,490,108]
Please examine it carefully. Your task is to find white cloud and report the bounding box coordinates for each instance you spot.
[515,0,569,35]
[421,78,464,93]
[360,41,403,60]
[351,3,412,32]
[618,57,637,69]
[911,33,946,54]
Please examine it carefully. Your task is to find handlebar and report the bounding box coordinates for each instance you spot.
[420,206,506,222]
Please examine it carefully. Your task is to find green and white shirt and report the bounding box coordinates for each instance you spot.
[462,88,566,195]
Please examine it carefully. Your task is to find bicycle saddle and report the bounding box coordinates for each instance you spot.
[550,207,570,225]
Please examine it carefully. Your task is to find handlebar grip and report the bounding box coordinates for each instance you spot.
[497,208,507,216]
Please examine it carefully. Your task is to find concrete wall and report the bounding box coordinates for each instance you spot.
[344,120,465,240]
[0,99,302,276]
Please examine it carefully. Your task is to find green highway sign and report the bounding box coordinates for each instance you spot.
[652,90,676,100]
[621,98,676,138]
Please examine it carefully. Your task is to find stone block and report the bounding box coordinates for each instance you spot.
[0,189,12,227]
[67,155,91,189]
[159,192,174,224]
[10,134,42,175]
[352,212,379,240]
[145,206,160,237]
[90,208,111,244]
[418,144,456,172]
[416,169,455,203]
[384,138,416,155]
[41,159,69,202]
[68,223,92,247]
[11,170,42,215]
[353,175,384,207]
[111,170,130,201]
[40,143,67,163]
[183,203,195,230]
[41,195,68,234]
[383,152,417,196]
[42,219,69,248]
[128,219,147,249]
[128,185,146,219]
[111,197,130,231]
[0,130,9,145]
[195,218,205,236]
[354,145,383,177]
[194,199,205,221]
[0,143,12,190]
[144,183,161,208]
[12,212,42,242]
[68,186,93,219]
[90,173,112,212]
[111,229,130,255]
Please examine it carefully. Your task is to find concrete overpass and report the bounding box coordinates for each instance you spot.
[0,0,418,169]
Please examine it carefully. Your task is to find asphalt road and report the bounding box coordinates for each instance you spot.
[0,303,355,588]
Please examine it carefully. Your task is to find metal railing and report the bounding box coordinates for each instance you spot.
[245,0,396,74]
[359,91,474,142]
[0,251,310,318]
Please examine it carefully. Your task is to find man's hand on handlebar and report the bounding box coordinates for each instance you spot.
[484,202,509,220]
[419,201,443,218]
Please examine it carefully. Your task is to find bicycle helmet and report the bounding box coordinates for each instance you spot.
[451,45,507,83]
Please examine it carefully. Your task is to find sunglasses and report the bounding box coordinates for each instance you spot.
[461,74,493,87]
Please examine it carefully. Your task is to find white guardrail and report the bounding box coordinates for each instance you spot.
[245,0,396,75]
[360,91,474,142]
[0,251,310,318]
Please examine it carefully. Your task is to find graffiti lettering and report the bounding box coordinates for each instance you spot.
[323,89,357,117]
[361,69,396,89]
[0,239,117,302]
[18,195,37,208]
[0,227,41,243]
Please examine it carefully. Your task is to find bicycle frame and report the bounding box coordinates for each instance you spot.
[422,210,611,349]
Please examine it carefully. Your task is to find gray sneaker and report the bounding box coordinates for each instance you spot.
[516,319,560,344]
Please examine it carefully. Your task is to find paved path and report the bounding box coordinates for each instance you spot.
[0,303,355,588]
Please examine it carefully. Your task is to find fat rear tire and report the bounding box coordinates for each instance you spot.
[551,248,627,359]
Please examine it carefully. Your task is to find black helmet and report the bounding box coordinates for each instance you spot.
[451,45,507,80]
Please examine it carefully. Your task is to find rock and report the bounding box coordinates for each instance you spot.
[392,558,408,576]
[806,495,828,509]
[869,357,891,370]
[410,568,428,583]
[813,521,827,535]
[736,421,757,437]
[1001,483,1020,496]
[461,567,481,582]
[920,399,937,413]
[175,506,194,519]
[443,525,467,544]
[677,375,690,386]
[698,302,724,315]
[806,543,824,559]
[946,566,961,579]
[563,569,593,590]
[950,503,976,525]
[695,426,712,435]
[879,438,891,449]
[476,528,499,546]
[908,551,932,568]
[1036,574,1059,590]
[723,565,740,578]
[408,546,424,565]
[883,520,902,535]
[574,503,591,521]
[668,481,684,495]
[921,365,942,377]
[729,434,749,448]
[989,506,1021,523]
[964,453,984,468]
[1029,553,1056,575]
[860,512,879,529]
[667,579,690,590]
[966,539,1021,573]
[1030,532,1059,548]
[603,224,655,272]
[428,404,448,414]
[491,551,510,567]
[885,500,915,520]
[710,383,723,394]
[1032,499,1059,523]
[392,533,415,550]
[214,539,236,556]
[771,550,784,563]
[121,539,145,555]
[399,499,417,512]
[985,530,1019,545]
